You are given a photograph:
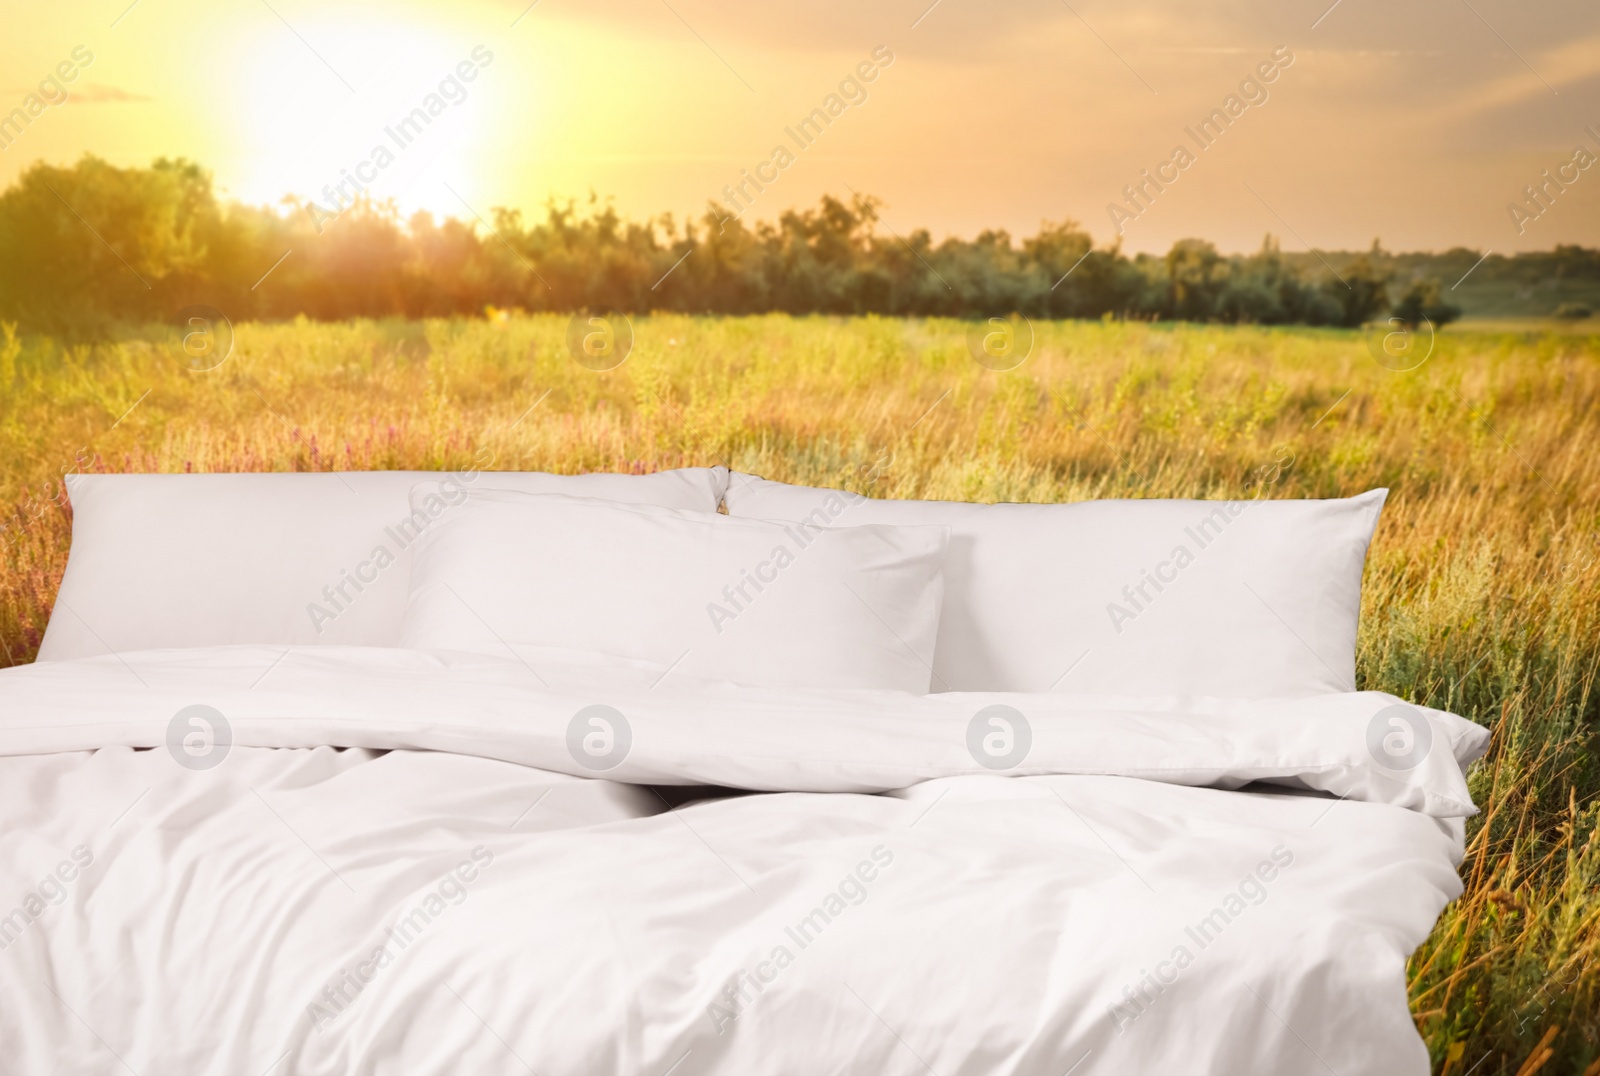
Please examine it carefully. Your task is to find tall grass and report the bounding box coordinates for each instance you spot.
[1,314,1596,1072]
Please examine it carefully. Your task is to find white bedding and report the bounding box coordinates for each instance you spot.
[0,646,1487,1075]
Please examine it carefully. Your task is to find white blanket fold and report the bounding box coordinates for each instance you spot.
[0,645,1485,814]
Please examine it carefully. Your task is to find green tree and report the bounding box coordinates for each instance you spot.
[1390,278,1462,327]
[1327,252,1390,328]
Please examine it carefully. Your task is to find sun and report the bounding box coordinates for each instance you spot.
[228,9,504,222]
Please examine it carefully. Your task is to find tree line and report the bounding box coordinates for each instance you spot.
[3,154,1574,336]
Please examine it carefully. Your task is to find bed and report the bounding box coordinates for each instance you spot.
[0,467,1487,1075]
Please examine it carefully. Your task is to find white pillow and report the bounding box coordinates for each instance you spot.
[37,467,728,661]
[398,487,950,692]
[722,475,1387,697]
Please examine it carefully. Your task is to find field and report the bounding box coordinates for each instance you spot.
[1,314,1597,1073]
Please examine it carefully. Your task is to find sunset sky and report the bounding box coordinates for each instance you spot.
[3,0,1598,253]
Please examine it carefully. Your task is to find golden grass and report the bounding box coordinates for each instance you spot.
[1,313,1597,1071]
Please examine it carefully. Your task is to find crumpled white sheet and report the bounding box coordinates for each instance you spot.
[0,646,1486,1075]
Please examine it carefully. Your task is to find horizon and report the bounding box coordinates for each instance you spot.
[3,152,1592,261]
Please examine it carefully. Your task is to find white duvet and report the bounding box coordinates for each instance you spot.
[0,646,1487,1076]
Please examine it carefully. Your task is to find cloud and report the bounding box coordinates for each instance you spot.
[61,84,152,104]
[1436,34,1600,119]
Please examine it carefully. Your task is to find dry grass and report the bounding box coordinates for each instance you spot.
[1,313,1596,1071]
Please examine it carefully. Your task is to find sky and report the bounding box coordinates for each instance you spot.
[2,0,1599,254]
